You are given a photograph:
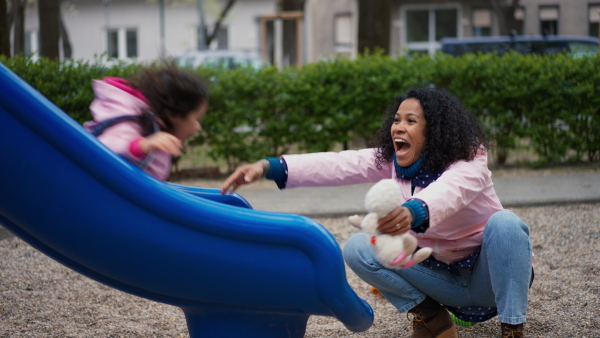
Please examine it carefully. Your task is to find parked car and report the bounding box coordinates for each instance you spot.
[175,49,266,70]
[440,35,599,57]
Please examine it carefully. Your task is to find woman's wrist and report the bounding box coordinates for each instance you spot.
[264,157,288,189]
[259,159,270,177]
[402,199,429,231]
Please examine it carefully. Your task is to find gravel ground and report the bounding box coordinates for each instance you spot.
[1,203,598,337]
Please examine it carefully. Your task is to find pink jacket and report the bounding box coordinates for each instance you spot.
[283,148,504,264]
[83,78,172,181]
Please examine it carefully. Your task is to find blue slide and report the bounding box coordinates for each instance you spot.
[0,63,373,337]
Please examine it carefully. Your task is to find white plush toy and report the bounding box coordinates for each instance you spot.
[348,179,433,269]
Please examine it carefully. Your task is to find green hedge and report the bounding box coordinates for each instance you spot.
[2,53,599,171]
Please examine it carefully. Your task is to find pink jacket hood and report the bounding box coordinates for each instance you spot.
[84,79,172,181]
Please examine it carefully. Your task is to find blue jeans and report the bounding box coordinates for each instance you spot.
[343,210,532,325]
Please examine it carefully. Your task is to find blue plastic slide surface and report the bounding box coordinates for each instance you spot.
[0,63,373,337]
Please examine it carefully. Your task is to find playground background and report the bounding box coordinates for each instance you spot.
[1,166,598,337]
[1,55,599,337]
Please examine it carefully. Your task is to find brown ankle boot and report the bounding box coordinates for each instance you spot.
[501,323,524,338]
[407,297,457,338]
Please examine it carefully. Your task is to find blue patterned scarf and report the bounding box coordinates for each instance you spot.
[393,153,442,188]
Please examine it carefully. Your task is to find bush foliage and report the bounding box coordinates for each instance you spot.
[2,53,599,171]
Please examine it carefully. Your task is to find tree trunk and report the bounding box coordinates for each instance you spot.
[205,0,236,46]
[59,15,72,59]
[0,0,10,56]
[357,0,391,54]
[12,0,25,56]
[38,0,60,60]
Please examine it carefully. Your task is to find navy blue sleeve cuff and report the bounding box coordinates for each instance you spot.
[265,157,288,190]
[402,198,430,233]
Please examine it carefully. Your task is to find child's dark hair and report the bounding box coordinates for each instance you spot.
[372,86,489,173]
[129,63,209,133]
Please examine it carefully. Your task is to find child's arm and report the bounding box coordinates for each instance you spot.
[131,132,183,158]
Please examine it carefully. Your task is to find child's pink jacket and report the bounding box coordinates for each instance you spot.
[283,148,504,264]
[84,79,171,181]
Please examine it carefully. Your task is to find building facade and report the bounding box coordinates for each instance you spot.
[18,0,276,63]
[306,0,600,59]
[10,0,600,64]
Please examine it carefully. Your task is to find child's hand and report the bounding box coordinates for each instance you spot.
[220,162,264,194]
[140,132,183,157]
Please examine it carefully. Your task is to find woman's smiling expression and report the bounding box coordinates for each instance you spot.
[391,98,427,167]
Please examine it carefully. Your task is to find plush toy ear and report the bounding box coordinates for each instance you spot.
[402,234,418,254]
[399,247,433,269]
[360,213,379,233]
[412,247,433,263]
[364,179,401,217]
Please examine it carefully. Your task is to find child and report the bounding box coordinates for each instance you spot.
[84,64,209,181]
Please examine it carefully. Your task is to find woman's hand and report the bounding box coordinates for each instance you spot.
[377,206,413,236]
[220,161,265,194]
[140,132,183,157]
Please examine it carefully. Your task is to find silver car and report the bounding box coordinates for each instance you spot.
[175,49,266,70]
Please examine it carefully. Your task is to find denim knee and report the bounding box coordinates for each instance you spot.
[343,233,374,271]
[485,211,529,239]
[483,211,531,258]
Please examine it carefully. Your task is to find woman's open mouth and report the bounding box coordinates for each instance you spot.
[394,138,411,157]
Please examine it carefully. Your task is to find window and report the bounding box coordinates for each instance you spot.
[334,13,353,57]
[197,25,208,49]
[198,25,229,50]
[435,8,458,40]
[403,5,459,55]
[513,7,525,35]
[107,30,119,58]
[107,28,138,59]
[589,5,600,38]
[568,41,598,56]
[216,26,228,49]
[126,29,137,58]
[539,6,559,35]
[24,30,39,57]
[472,9,492,37]
[406,10,429,43]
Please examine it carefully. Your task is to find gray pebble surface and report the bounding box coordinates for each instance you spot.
[1,203,598,337]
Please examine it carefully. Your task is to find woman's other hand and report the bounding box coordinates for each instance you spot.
[220,161,264,194]
[377,206,413,236]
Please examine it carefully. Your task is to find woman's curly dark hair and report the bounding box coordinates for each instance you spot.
[372,86,489,173]
[129,62,209,133]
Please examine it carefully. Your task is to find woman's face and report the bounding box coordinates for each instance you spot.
[390,98,427,167]
[170,100,208,141]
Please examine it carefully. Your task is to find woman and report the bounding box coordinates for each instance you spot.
[221,87,533,337]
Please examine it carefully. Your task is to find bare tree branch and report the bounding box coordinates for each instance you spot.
[60,14,72,59]
[205,0,235,46]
